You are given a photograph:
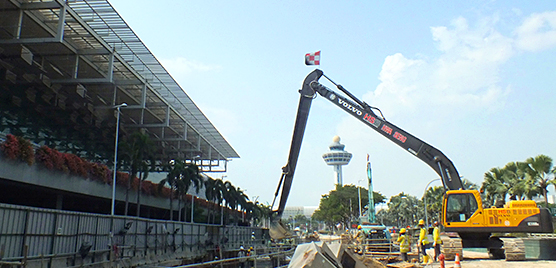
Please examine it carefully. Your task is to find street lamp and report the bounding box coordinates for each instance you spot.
[357,179,363,219]
[423,178,441,227]
[221,175,227,226]
[110,103,127,216]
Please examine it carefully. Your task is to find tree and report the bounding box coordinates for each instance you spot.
[119,131,155,217]
[204,175,225,224]
[387,193,423,228]
[523,155,553,206]
[423,186,444,224]
[312,185,385,230]
[481,167,509,207]
[159,160,201,221]
[175,162,201,222]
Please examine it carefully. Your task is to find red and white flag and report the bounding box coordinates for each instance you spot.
[305,51,320,65]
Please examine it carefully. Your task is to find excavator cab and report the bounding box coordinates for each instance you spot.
[444,191,479,223]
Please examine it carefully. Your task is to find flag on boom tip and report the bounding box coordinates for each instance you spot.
[305,51,320,65]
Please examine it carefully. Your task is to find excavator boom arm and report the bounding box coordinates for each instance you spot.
[309,79,463,191]
[272,69,463,219]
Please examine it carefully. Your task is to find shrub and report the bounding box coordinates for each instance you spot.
[0,134,19,160]
[0,134,34,165]
[35,146,66,172]
[89,162,110,183]
[16,136,34,165]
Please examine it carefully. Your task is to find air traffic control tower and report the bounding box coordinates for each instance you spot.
[322,136,352,185]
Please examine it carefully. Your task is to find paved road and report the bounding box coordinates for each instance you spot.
[422,250,556,268]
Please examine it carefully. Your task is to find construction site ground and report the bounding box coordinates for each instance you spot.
[383,249,556,268]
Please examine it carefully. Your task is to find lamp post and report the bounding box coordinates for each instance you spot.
[357,179,363,219]
[423,178,441,227]
[110,103,127,217]
[221,175,227,226]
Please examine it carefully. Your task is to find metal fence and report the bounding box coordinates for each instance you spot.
[0,203,263,268]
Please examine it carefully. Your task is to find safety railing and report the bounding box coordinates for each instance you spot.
[175,247,295,268]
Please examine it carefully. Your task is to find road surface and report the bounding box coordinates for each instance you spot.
[421,250,556,268]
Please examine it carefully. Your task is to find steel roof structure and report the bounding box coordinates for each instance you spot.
[0,0,239,171]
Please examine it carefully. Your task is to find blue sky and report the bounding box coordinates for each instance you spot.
[109,1,556,208]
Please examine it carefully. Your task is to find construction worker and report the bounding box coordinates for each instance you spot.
[433,221,442,261]
[238,246,246,268]
[354,225,366,254]
[418,219,430,263]
[397,228,410,262]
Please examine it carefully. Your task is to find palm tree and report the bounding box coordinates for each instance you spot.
[423,186,445,224]
[523,155,554,206]
[481,167,510,207]
[175,162,201,222]
[204,176,226,224]
[119,131,155,216]
[159,160,197,221]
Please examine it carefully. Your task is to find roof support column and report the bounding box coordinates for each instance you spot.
[55,2,66,42]
[107,47,114,82]
[16,9,23,39]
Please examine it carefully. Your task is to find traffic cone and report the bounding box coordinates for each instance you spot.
[454,253,461,268]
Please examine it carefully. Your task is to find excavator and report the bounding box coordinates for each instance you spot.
[270,69,554,260]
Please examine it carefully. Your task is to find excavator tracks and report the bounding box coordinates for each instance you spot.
[441,236,463,260]
[500,237,526,261]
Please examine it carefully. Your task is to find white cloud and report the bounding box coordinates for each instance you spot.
[159,57,221,76]
[198,106,239,138]
[365,16,514,121]
[514,11,556,52]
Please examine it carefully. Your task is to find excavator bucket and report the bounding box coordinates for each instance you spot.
[269,218,291,240]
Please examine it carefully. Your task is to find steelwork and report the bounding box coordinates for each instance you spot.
[0,0,239,171]
[367,155,375,223]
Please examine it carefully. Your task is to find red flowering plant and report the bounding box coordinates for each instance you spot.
[89,162,111,183]
[161,185,172,198]
[130,176,140,191]
[63,153,88,177]
[0,134,34,165]
[141,180,153,196]
[16,136,34,165]
[35,146,67,172]
[116,171,129,187]
[35,146,54,170]
[1,134,20,161]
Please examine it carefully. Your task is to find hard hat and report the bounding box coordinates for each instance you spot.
[434,221,439,226]
[418,219,425,225]
[357,225,362,230]
[400,228,406,234]
[240,246,244,250]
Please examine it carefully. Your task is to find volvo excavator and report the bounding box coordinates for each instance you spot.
[270,69,554,260]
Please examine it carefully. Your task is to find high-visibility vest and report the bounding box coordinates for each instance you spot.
[397,234,410,253]
[433,226,442,244]
[419,228,429,245]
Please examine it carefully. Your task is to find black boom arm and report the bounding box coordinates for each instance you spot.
[272,69,463,218]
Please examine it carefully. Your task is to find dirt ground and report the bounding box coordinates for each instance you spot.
[419,250,556,268]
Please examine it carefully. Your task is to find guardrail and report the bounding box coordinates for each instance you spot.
[172,247,295,268]
[529,233,556,238]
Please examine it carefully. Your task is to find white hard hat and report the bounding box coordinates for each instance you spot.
[240,246,244,250]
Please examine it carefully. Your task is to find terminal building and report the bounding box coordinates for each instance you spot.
[0,1,261,267]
